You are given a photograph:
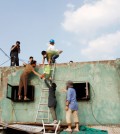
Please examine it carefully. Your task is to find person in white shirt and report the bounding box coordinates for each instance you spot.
[47,39,58,52]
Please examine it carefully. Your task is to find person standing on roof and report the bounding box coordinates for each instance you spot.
[28,56,34,64]
[10,41,20,66]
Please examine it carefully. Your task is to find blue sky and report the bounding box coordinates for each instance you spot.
[0,0,120,66]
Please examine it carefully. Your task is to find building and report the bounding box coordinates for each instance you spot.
[0,59,120,133]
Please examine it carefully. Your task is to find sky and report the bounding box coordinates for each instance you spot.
[0,0,120,67]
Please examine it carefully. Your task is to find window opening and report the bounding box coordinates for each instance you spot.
[73,82,90,101]
[7,83,34,102]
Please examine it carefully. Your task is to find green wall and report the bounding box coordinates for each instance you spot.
[0,59,120,125]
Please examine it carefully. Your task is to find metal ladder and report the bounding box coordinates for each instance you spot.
[35,63,56,123]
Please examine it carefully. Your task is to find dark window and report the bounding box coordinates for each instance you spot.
[7,83,34,102]
[73,82,90,101]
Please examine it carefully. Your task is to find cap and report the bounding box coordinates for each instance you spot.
[49,39,55,43]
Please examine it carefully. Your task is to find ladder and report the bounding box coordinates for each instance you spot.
[42,120,61,134]
[35,63,56,123]
[50,63,56,81]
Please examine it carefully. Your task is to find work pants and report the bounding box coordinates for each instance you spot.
[18,72,28,96]
[49,107,57,121]
[11,56,19,66]
[66,108,79,124]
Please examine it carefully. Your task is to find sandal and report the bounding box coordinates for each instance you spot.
[18,96,22,100]
[24,97,30,100]
[64,128,72,132]
[73,128,79,132]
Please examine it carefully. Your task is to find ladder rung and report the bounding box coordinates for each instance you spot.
[42,124,58,126]
[36,118,48,120]
[40,103,48,105]
[42,90,49,92]
[42,88,49,90]
[36,79,52,123]
[41,96,47,98]
[38,110,48,113]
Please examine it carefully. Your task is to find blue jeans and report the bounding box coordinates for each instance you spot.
[52,55,59,63]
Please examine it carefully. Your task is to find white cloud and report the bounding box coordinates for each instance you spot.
[81,31,120,60]
[61,40,72,47]
[62,0,120,35]
[61,0,120,61]
[66,3,75,11]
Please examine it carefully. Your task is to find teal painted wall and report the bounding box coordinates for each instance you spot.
[0,60,120,125]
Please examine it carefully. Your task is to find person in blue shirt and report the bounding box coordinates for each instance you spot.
[65,80,79,132]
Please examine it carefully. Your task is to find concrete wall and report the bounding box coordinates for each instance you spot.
[0,59,120,125]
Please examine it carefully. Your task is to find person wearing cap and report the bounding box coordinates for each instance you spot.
[18,60,42,100]
[41,50,63,66]
[47,39,58,52]
[45,39,63,64]
[40,39,63,79]
[10,41,21,66]
[64,81,79,132]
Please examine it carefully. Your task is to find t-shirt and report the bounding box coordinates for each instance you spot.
[23,64,34,74]
[47,44,58,51]
[66,87,78,111]
[10,45,20,58]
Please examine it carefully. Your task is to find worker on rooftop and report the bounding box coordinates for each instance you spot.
[41,39,63,66]
[47,39,58,52]
[40,39,63,79]
[10,41,20,66]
